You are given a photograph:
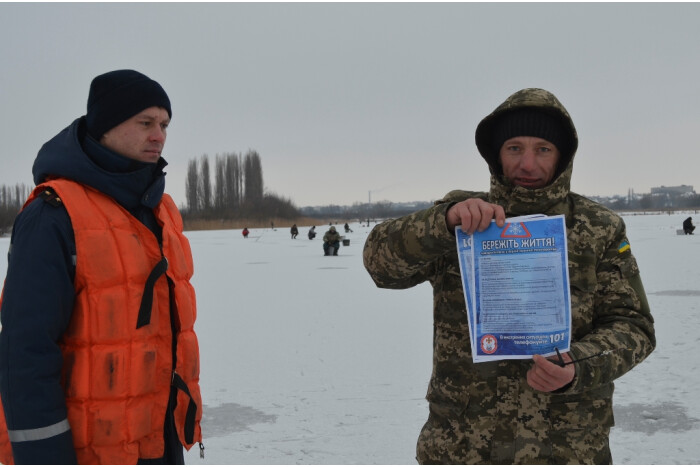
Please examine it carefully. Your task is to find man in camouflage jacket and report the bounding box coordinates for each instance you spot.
[363,88,655,464]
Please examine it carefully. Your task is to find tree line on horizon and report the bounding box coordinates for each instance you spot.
[300,200,434,221]
[3,174,699,235]
[182,150,300,221]
[595,191,700,211]
[0,184,32,235]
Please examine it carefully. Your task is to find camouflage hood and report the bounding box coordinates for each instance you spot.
[476,88,578,181]
[473,88,579,217]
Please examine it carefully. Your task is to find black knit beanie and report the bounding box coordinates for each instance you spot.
[492,108,568,155]
[85,69,171,140]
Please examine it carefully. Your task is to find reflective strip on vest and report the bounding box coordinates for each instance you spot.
[7,418,70,442]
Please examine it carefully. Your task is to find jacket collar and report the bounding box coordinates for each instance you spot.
[33,118,167,212]
[488,157,573,220]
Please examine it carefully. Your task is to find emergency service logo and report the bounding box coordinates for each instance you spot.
[501,222,531,238]
[480,334,498,354]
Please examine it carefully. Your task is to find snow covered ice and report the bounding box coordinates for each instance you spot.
[1,213,699,464]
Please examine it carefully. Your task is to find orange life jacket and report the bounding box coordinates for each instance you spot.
[0,179,202,464]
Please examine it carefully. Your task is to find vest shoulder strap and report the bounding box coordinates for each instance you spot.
[37,187,63,208]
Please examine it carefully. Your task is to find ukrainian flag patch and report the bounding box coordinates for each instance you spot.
[618,241,630,253]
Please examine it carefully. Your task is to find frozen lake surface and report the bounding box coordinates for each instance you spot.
[2,212,699,464]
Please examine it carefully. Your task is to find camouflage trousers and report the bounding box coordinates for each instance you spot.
[416,405,613,464]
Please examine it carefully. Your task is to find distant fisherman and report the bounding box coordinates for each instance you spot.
[0,70,203,464]
[323,225,341,255]
[364,88,655,463]
[683,216,695,235]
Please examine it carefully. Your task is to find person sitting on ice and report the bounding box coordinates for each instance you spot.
[242,227,249,238]
[323,226,341,256]
[344,222,353,233]
[683,216,695,235]
[308,225,317,240]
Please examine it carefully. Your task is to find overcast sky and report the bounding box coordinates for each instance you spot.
[1,3,698,208]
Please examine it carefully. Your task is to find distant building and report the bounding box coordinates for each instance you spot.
[650,185,695,196]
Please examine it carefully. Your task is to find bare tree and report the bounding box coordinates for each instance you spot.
[214,154,226,216]
[226,152,242,215]
[185,159,199,214]
[198,155,212,216]
[182,149,301,222]
[0,183,31,234]
[244,150,263,207]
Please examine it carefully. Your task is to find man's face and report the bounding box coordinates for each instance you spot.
[499,136,560,189]
[99,106,170,163]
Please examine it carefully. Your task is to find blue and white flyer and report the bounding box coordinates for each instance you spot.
[455,231,476,347]
[455,214,571,362]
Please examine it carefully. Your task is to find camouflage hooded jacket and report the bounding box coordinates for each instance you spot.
[363,89,656,464]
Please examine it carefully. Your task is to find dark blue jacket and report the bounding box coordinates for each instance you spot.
[0,117,168,464]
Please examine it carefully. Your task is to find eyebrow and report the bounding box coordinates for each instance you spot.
[136,113,170,124]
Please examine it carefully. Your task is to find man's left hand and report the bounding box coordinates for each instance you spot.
[527,353,575,392]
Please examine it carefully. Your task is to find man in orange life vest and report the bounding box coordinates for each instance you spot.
[0,70,203,464]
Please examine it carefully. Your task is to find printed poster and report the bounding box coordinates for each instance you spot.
[455,214,571,362]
